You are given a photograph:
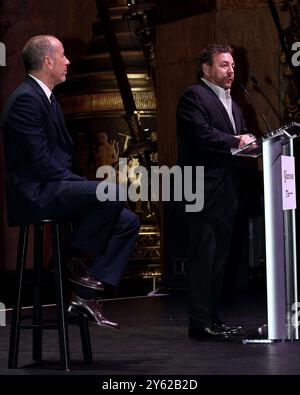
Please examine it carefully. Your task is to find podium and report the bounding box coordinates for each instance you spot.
[234,122,300,341]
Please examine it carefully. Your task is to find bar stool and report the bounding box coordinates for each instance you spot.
[8,219,93,370]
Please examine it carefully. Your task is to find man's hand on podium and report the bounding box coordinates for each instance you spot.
[236,133,256,148]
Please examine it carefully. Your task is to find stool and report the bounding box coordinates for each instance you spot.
[8,220,93,370]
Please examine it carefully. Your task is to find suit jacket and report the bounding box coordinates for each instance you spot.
[176,80,248,218]
[1,75,85,224]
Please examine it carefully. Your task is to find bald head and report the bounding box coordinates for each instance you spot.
[22,35,70,89]
[23,35,58,73]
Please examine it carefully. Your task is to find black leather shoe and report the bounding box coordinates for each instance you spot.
[213,321,243,334]
[188,326,230,340]
[68,293,120,329]
[67,257,104,291]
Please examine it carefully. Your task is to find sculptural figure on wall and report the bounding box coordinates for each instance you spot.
[95,131,119,168]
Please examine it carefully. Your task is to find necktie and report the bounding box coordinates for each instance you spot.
[49,93,73,148]
[50,93,59,122]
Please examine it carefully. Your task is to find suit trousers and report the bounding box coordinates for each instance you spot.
[186,213,235,328]
[27,180,140,287]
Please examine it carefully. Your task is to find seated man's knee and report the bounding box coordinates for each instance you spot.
[123,208,140,231]
[132,212,140,229]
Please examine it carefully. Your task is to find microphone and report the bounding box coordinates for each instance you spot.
[239,82,273,133]
[250,75,281,122]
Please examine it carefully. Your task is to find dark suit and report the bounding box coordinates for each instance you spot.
[176,80,247,328]
[1,75,140,287]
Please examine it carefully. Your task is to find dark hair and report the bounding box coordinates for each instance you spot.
[197,44,233,82]
[22,35,56,72]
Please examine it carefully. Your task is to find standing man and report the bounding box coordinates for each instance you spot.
[1,35,140,329]
[177,44,254,340]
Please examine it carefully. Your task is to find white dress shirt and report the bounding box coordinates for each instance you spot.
[201,78,237,134]
[28,74,52,102]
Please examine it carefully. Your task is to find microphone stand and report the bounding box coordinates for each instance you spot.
[239,83,273,133]
[250,76,281,123]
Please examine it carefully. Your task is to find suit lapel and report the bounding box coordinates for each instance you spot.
[199,81,236,134]
[25,76,74,151]
[54,101,74,149]
[232,102,241,132]
[214,97,235,134]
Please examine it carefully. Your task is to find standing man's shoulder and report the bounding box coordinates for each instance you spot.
[177,83,215,115]
[179,82,214,103]
[181,83,207,96]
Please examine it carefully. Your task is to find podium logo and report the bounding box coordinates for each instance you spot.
[0,302,6,326]
[283,169,294,183]
[0,42,6,66]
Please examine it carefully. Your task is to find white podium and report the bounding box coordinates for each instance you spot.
[234,122,300,341]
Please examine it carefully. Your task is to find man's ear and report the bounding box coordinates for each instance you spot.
[45,55,55,69]
[202,63,210,78]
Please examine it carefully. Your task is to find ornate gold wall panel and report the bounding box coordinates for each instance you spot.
[61,90,156,118]
[217,0,283,9]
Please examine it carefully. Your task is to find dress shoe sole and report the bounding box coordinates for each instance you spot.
[68,304,120,330]
[188,334,231,341]
[214,324,243,336]
[227,329,245,336]
[218,326,244,336]
[188,327,232,341]
[68,277,104,291]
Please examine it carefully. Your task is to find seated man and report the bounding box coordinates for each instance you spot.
[1,35,140,328]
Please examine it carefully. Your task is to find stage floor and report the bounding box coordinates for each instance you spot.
[1,288,300,376]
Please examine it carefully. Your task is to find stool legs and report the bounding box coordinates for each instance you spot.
[8,222,93,370]
[32,223,43,362]
[8,225,29,369]
[52,223,71,371]
[78,315,93,364]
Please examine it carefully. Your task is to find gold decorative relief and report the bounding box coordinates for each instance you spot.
[60,90,156,116]
[217,0,284,9]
